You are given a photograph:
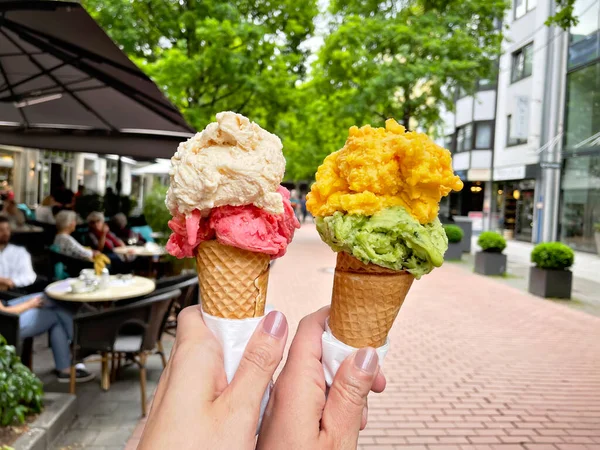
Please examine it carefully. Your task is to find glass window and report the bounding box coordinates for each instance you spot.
[515,0,536,19]
[475,122,493,149]
[565,62,600,150]
[456,127,465,152]
[464,124,473,151]
[507,115,528,146]
[568,0,600,69]
[444,135,454,153]
[560,154,600,252]
[511,43,533,83]
[455,124,473,152]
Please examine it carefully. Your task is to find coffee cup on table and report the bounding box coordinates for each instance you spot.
[71,280,87,293]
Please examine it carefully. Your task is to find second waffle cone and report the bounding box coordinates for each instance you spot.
[330,252,414,347]
[195,240,270,319]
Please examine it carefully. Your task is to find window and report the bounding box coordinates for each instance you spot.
[455,124,473,152]
[568,0,600,69]
[444,135,454,153]
[511,43,533,83]
[565,61,600,150]
[475,122,493,149]
[515,0,537,19]
[507,115,528,146]
[477,79,496,91]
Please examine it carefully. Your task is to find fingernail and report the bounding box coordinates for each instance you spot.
[354,348,378,374]
[262,311,286,339]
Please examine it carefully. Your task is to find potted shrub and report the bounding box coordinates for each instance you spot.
[595,223,600,256]
[475,231,507,276]
[444,224,463,260]
[528,242,575,299]
[0,335,43,445]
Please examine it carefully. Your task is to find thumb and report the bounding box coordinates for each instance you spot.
[321,348,379,448]
[222,311,288,410]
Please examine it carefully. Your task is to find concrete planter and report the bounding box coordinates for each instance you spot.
[12,393,76,450]
[445,242,463,260]
[474,251,507,276]
[595,232,600,256]
[453,217,472,253]
[528,266,573,299]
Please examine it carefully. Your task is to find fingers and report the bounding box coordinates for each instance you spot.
[372,369,387,393]
[286,306,329,367]
[224,311,288,411]
[257,307,330,448]
[361,402,368,430]
[321,348,380,448]
[153,306,227,409]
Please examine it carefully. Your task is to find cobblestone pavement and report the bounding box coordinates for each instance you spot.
[48,222,600,450]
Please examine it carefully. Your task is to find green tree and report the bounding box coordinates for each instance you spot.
[82,0,318,131]
[313,0,509,134]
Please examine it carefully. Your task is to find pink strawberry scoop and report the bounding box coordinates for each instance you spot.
[166,186,300,259]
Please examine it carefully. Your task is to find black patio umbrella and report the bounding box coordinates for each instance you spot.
[0,0,195,160]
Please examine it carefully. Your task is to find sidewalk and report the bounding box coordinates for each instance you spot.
[463,237,600,317]
[470,236,600,284]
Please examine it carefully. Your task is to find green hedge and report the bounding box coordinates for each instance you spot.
[443,224,463,243]
[531,242,574,270]
[477,231,506,253]
[0,336,43,425]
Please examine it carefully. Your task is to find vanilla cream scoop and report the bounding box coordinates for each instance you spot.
[166,111,286,216]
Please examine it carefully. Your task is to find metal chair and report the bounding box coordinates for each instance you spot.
[69,289,181,416]
[153,274,199,338]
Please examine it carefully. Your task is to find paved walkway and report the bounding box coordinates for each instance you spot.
[460,237,600,317]
[35,223,600,449]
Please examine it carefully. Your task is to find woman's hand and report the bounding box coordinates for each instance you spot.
[257,306,386,450]
[139,306,288,450]
[26,296,44,309]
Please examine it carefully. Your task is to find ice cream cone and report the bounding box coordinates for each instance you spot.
[195,240,270,319]
[330,252,414,348]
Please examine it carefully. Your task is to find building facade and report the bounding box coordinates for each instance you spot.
[444,0,600,252]
[559,0,600,253]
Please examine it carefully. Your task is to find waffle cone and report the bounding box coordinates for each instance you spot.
[195,240,270,319]
[330,252,414,348]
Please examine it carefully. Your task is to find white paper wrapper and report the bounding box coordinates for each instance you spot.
[321,318,390,386]
[202,308,271,429]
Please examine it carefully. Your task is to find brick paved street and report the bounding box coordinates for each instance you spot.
[125,223,599,449]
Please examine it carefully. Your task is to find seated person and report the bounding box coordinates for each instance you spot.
[0,193,25,230]
[87,211,124,253]
[111,213,146,245]
[0,293,93,382]
[35,195,59,225]
[88,211,132,274]
[53,210,97,261]
[0,216,37,290]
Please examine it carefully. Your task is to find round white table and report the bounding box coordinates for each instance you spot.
[45,276,156,303]
[113,245,166,257]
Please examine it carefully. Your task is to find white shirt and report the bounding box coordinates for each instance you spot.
[0,244,37,287]
[35,205,55,224]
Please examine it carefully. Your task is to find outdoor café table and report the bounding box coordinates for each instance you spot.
[44,275,156,303]
[114,245,166,277]
[113,245,166,257]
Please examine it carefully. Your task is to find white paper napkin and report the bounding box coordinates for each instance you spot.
[321,318,390,386]
[201,308,272,430]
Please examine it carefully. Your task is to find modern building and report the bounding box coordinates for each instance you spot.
[559,0,600,253]
[444,0,600,252]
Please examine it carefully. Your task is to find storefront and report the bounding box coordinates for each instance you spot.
[559,0,600,253]
[492,165,540,241]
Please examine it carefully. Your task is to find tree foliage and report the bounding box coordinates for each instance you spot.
[315,0,509,134]
[88,0,587,181]
[83,0,318,131]
[547,0,579,29]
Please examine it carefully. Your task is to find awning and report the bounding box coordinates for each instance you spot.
[131,161,172,176]
[0,0,195,158]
